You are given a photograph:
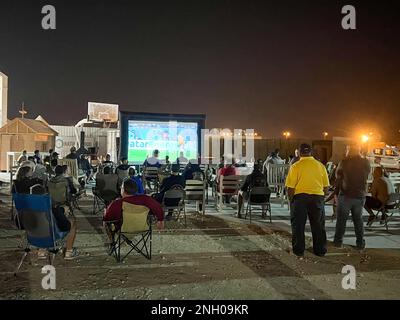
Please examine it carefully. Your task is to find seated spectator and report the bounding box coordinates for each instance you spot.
[217,162,237,204]
[128,167,145,195]
[32,159,48,182]
[17,150,28,165]
[183,161,204,181]
[153,164,186,219]
[103,179,165,244]
[116,158,130,173]
[144,149,161,168]
[365,167,396,225]
[20,157,36,171]
[103,154,114,165]
[237,164,270,218]
[46,158,58,176]
[50,165,78,200]
[33,150,42,165]
[95,166,119,205]
[12,166,44,194]
[66,147,78,160]
[177,152,189,165]
[48,166,79,259]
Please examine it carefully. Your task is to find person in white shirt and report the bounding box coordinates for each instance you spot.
[144,150,161,168]
[177,152,189,165]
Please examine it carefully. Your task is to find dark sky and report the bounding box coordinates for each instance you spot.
[1,0,400,140]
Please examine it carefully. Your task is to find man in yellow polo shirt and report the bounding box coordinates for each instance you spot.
[285,143,330,257]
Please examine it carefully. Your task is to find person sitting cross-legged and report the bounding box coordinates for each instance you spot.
[103,179,165,246]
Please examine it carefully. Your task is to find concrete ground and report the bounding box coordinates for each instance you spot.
[1,185,400,300]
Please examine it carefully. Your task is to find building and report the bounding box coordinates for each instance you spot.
[0,117,58,171]
[0,72,8,127]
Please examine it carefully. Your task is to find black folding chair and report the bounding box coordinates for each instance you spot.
[162,187,186,227]
[245,186,272,223]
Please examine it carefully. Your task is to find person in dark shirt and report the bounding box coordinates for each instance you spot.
[115,158,131,173]
[237,164,270,218]
[33,150,42,165]
[182,161,204,181]
[334,145,371,250]
[66,147,78,160]
[80,154,93,182]
[12,166,44,194]
[153,164,186,219]
[103,154,114,165]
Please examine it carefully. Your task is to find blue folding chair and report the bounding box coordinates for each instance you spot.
[13,193,68,275]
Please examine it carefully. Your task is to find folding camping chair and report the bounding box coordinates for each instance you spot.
[162,187,186,226]
[116,169,129,189]
[373,193,400,231]
[143,166,160,192]
[92,173,119,215]
[12,193,68,275]
[245,186,272,223]
[47,179,73,216]
[106,203,152,263]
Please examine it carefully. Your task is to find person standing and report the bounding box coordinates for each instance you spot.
[33,150,42,164]
[334,145,371,250]
[285,144,330,257]
[17,150,28,165]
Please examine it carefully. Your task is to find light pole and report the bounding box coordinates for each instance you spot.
[283,131,291,140]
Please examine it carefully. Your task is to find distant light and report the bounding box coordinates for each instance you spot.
[361,134,369,143]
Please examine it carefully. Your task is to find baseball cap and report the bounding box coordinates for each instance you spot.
[299,143,312,155]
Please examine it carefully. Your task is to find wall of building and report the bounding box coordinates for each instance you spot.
[50,125,119,159]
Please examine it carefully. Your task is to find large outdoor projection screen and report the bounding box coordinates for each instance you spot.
[119,112,206,164]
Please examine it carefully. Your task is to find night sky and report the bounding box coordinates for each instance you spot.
[1,0,400,140]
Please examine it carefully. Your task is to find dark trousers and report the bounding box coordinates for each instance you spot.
[291,194,327,256]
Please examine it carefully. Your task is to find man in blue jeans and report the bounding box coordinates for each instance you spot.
[334,145,371,250]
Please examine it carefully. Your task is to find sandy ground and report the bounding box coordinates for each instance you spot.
[1,187,400,300]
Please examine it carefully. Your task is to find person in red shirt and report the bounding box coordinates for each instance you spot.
[103,179,165,242]
[216,162,237,204]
